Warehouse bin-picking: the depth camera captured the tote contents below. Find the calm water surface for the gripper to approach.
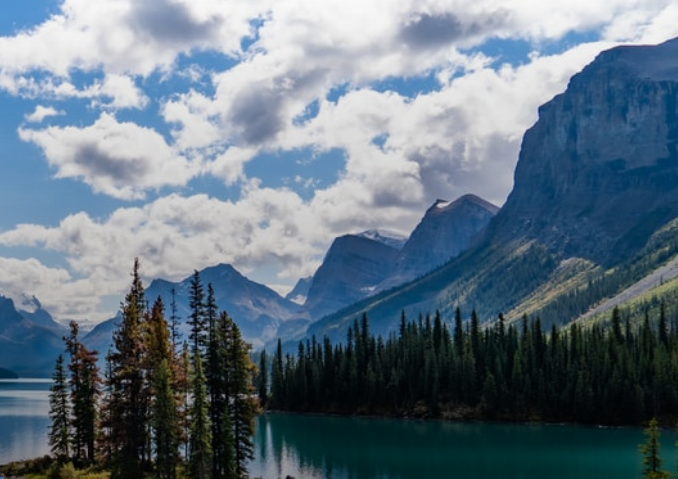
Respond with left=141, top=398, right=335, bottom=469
left=0, top=379, right=51, bottom=464
left=249, top=413, right=677, bottom=479
left=1, top=383, right=675, bottom=479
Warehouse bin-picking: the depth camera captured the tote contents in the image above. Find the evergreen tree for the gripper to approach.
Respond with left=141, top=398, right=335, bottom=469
left=189, top=352, right=212, bottom=479
left=189, top=270, right=206, bottom=354
left=223, top=312, right=259, bottom=477
left=64, top=320, right=100, bottom=465
left=257, top=349, right=269, bottom=408
left=106, top=258, right=151, bottom=479
left=48, top=354, right=70, bottom=462
left=640, top=418, right=668, bottom=479
left=153, top=358, right=179, bottom=479
left=146, top=297, right=179, bottom=479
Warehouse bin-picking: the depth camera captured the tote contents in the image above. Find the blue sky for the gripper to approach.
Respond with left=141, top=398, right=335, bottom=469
left=0, top=0, right=677, bottom=323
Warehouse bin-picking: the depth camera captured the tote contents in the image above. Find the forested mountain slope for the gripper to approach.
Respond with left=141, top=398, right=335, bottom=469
left=308, top=37, right=678, bottom=341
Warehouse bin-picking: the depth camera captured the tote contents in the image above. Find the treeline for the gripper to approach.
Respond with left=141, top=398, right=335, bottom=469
left=48, top=259, right=259, bottom=479
left=269, top=306, right=678, bottom=424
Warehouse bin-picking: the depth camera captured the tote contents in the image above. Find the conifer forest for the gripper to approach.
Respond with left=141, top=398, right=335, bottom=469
left=48, top=259, right=259, bottom=479
left=269, top=306, right=678, bottom=425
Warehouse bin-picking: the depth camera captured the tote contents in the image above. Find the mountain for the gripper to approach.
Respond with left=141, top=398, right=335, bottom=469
left=382, top=195, right=498, bottom=288
left=285, top=276, right=313, bottom=305
left=301, top=233, right=402, bottom=321
left=490, top=37, right=678, bottom=265
left=0, top=295, right=66, bottom=377
left=356, top=230, right=407, bottom=250
left=85, top=263, right=302, bottom=355
left=307, top=37, right=678, bottom=341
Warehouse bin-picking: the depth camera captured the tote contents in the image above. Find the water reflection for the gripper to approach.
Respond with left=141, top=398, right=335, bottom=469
left=249, top=413, right=674, bottom=479
left=0, top=379, right=51, bottom=463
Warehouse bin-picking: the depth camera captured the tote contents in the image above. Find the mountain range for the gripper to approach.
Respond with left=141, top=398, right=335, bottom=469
left=309, top=36, right=678, bottom=340
left=3, top=37, right=678, bottom=375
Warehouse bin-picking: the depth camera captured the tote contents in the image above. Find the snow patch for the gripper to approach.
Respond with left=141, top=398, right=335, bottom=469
left=289, top=294, right=307, bottom=306
left=356, top=229, right=407, bottom=250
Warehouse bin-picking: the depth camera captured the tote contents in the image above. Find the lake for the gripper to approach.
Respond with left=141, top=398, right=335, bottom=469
left=1, top=382, right=675, bottom=478
left=0, top=379, right=51, bottom=464
left=248, top=413, right=677, bottom=479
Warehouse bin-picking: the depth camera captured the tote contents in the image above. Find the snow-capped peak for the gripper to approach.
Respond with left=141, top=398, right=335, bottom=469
left=356, top=229, right=407, bottom=250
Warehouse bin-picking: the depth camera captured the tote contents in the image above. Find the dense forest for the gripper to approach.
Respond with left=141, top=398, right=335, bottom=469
left=47, top=259, right=260, bottom=479
left=268, top=306, right=678, bottom=425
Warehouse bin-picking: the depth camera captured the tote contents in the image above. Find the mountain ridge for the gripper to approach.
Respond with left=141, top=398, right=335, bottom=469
left=306, top=37, right=678, bottom=340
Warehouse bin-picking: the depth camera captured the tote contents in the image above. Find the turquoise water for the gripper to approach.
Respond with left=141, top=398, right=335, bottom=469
left=1, top=382, right=675, bottom=479
left=0, top=379, right=51, bottom=464
left=249, top=413, right=677, bottom=479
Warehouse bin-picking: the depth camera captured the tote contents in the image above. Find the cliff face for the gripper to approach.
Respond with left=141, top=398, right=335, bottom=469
left=302, top=234, right=400, bottom=321
left=0, top=295, right=64, bottom=377
left=306, top=37, right=678, bottom=340
left=388, top=195, right=498, bottom=286
left=495, top=38, right=678, bottom=264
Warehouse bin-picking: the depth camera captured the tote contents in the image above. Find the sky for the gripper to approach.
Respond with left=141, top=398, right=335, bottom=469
left=0, top=0, right=677, bottom=324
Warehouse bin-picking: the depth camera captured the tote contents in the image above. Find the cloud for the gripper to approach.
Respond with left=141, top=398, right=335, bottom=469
left=18, top=113, right=198, bottom=199
left=0, top=256, right=101, bottom=321
left=24, top=105, right=64, bottom=123
left=1, top=0, right=678, bottom=325
left=400, top=11, right=509, bottom=50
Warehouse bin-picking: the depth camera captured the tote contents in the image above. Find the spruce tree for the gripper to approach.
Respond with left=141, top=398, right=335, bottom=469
left=146, top=297, right=179, bottom=479
left=189, top=352, right=212, bottom=479
left=257, top=349, right=269, bottom=408
left=64, top=320, right=100, bottom=465
left=48, top=354, right=70, bottom=462
left=224, top=312, right=259, bottom=477
left=153, top=358, right=179, bottom=479
left=189, top=270, right=206, bottom=354
left=107, top=258, right=150, bottom=479
left=640, top=418, right=669, bottom=479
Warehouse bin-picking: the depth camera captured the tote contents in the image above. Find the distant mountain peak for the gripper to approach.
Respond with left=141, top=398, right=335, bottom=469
left=428, top=194, right=500, bottom=215
left=285, top=276, right=313, bottom=306
left=590, top=36, right=678, bottom=82
left=355, top=229, right=407, bottom=250
left=1, top=291, right=42, bottom=314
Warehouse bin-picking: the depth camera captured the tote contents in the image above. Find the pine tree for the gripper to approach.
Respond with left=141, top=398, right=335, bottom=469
left=153, top=358, right=179, bottom=479
left=189, top=352, right=212, bottom=479
left=257, top=349, right=269, bottom=408
left=64, top=320, right=100, bottom=465
left=146, top=297, right=179, bottom=479
left=189, top=270, right=206, bottom=355
left=48, top=354, right=70, bottom=462
left=106, top=258, right=151, bottom=479
left=640, top=418, right=669, bottom=479
left=205, top=283, right=225, bottom=478
left=224, top=312, right=259, bottom=477
left=211, top=311, right=236, bottom=478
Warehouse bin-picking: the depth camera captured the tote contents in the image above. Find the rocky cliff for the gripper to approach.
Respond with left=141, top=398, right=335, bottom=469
left=302, top=234, right=401, bottom=321
left=0, top=295, right=65, bottom=376
left=307, top=37, right=678, bottom=340
left=493, top=37, right=678, bottom=264
left=386, top=195, right=498, bottom=287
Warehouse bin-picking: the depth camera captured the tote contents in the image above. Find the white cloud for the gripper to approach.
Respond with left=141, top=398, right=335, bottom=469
left=0, top=0, right=678, bottom=325
left=18, top=113, right=198, bottom=199
left=24, top=105, right=64, bottom=123
left=0, top=256, right=101, bottom=321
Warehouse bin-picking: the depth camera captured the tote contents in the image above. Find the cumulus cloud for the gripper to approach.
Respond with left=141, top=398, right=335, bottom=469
left=0, top=189, right=333, bottom=319
left=0, top=256, right=100, bottom=321
left=1, top=0, right=678, bottom=323
left=18, top=113, right=198, bottom=199
left=24, top=105, right=64, bottom=123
